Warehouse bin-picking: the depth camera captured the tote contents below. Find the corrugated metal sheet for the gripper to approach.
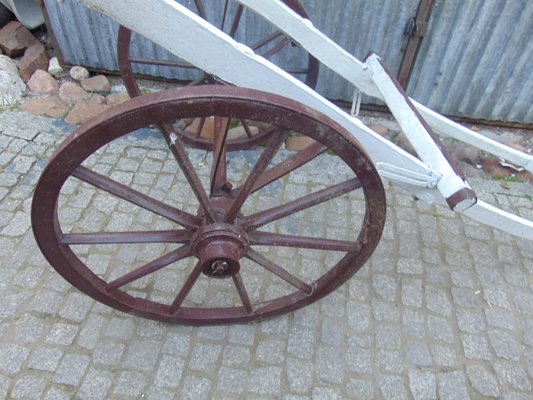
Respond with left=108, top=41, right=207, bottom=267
left=43, top=0, right=533, bottom=123
left=408, top=0, right=533, bottom=123
left=43, top=0, right=418, bottom=100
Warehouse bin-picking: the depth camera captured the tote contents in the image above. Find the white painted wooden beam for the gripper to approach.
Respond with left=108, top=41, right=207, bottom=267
left=239, top=0, right=533, bottom=173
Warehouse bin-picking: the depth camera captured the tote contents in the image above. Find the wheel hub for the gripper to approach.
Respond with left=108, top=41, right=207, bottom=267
left=191, top=223, right=248, bottom=279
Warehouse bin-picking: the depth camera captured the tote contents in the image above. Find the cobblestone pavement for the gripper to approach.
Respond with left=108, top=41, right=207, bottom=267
left=0, top=109, right=532, bottom=399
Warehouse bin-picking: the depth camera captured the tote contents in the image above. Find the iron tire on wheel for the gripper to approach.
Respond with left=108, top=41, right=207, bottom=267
left=117, top=0, right=319, bottom=151
left=32, top=86, right=385, bottom=324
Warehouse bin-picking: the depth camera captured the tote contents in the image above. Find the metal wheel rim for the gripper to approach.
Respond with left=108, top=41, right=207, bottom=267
left=32, top=86, right=385, bottom=324
left=117, top=0, right=319, bottom=151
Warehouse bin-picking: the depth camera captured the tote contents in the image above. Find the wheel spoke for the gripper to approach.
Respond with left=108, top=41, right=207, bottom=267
left=225, top=129, right=285, bottom=223
left=194, top=0, right=207, bottom=19
left=240, top=119, right=254, bottom=138
left=194, top=117, right=207, bottom=138
left=243, top=178, right=362, bottom=231
left=61, top=230, right=190, bottom=245
left=232, top=272, right=253, bottom=313
left=210, top=117, right=230, bottom=196
left=246, top=248, right=312, bottom=294
left=251, top=141, right=326, bottom=194
left=169, top=260, right=205, bottom=314
left=220, top=0, right=230, bottom=30
left=228, top=4, right=244, bottom=37
left=106, top=246, right=191, bottom=291
left=129, top=57, right=194, bottom=69
left=285, top=67, right=309, bottom=75
left=158, top=121, right=216, bottom=223
left=251, top=30, right=285, bottom=51
left=260, top=37, right=292, bottom=60
left=72, top=166, right=200, bottom=229
left=249, top=231, right=361, bottom=252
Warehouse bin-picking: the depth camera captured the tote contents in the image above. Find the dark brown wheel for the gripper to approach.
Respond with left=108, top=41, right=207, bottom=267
left=117, top=0, right=319, bottom=151
left=32, top=86, right=385, bottom=324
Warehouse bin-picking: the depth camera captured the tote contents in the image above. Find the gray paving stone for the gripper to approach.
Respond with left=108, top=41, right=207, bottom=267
left=456, top=309, right=486, bottom=333
left=378, top=374, right=408, bottom=400
left=408, top=369, right=437, bottom=400
left=376, top=349, right=403, bottom=372
left=11, top=374, right=47, bottom=400
left=493, top=360, right=531, bottom=391
left=0, top=375, right=9, bottom=399
left=372, top=300, right=400, bottom=321
left=524, top=319, right=533, bottom=347
left=428, top=315, right=455, bottom=343
left=1, top=211, right=30, bottom=236
left=113, top=370, right=147, bottom=397
left=58, top=292, right=92, bottom=322
left=222, top=344, right=250, bottom=368
left=347, top=378, right=374, bottom=399
left=104, top=317, right=135, bottom=340
left=45, top=323, right=78, bottom=346
left=406, top=340, right=433, bottom=366
left=488, top=330, right=520, bottom=360
left=28, top=347, right=63, bottom=372
left=375, top=324, right=402, bottom=350
left=316, top=346, right=344, bottom=384
left=461, top=334, right=492, bottom=360
left=312, top=387, right=342, bottom=400
left=256, top=338, right=285, bottom=364
left=155, top=354, right=185, bottom=388
left=466, top=364, right=500, bottom=398
left=182, top=376, right=211, bottom=400
left=93, top=341, right=125, bottom=366
left=53, top=353, right=90, bottom=386
left=247, top=366, right=282, bottom=395
left=513, top=291, right=533, bottom=316
left=190, top=342, right=223, bottom=372
left=372, top=273, right=397, bottom=301
left=426, top=286, right=452, bottom=316
left=347, top=301, right=370, bottom=331
left=438, top=371, right=470, bottom=400
left=403, top=309, right=425, bottom=338
left=163, top=329, right=191, bottom=356
left=401, top=278, right=422, bottom=308
left=485, top=308, right=517, bottom=330
left=320, top=320, right=344, bottom=346
left=287, top=357, right=313, bottom=393
left=345, top=337, right=372, bottom=371
left=397, top=258, right=423, bottom=274
left=123, top=339, right=160, bottom=372
left=77, top=368, right=113, bottom=400
left=288, top=327, right=316, bottom=359
left=0, top=343, right=29, bottom=375
left=217, top=367, right=248, bottom=394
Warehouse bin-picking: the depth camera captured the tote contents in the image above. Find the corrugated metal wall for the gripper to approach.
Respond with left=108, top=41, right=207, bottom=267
left=44, top=0, right=533, bottom=124
left=408, top=0, right=533, bottom=123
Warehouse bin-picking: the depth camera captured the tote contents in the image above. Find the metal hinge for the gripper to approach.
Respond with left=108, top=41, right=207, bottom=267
left=405, top=17, right=428, bottom=38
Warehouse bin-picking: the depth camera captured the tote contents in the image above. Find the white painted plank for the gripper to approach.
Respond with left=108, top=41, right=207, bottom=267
left=240, top=0, right=533, bottom=172
left=76, top=0, right=435, bottom=184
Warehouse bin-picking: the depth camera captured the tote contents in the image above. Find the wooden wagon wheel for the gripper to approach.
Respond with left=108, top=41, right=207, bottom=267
left=117, top=0, right=319, bottom=150
left=32, top=86, right=385, bottom=324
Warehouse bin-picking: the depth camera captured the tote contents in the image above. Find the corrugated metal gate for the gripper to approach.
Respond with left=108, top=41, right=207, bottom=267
left=43, top=0, right=533, bottom=124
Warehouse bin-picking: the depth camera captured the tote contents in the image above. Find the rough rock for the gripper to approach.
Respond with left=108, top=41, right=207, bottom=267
left=227, top=124, right=259, bottom=141
left=65, top=95, right=108, bottom=125
left=0, top=21, right=40, bottom=57
left=27, top=70, right=58, bottom=94
left=286, top=135, right=316, bottom=151
left=369, top=124, right=390, bottom=139
left=185, top=116, right=215, bottom=140
left=48, top=57, right=63, bottom=76
left=449, top=142, right=480, bottom=165
left=18, top=43, right=49, bottom=81
left=0, top=55, right=27, bottom=104
left=395, top=132, right=417, bottom=156
left=21, top=97, right=69, bottom=119
left=106, top=91, right=130, bottom=107
left=59, top=82, right=90, bottom=107
left=69, top=65, right=89, bottom=81
left=81, top=75, right=111, bottom=93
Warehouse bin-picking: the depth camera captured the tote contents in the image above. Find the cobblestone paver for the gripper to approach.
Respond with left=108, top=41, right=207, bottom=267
left=0, top=109, right=532, bottom=399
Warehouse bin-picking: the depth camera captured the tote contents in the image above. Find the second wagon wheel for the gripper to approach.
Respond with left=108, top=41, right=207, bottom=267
left=32, top=86, right=385, bottom=324
left=117, top=0, right=319, bottom=150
